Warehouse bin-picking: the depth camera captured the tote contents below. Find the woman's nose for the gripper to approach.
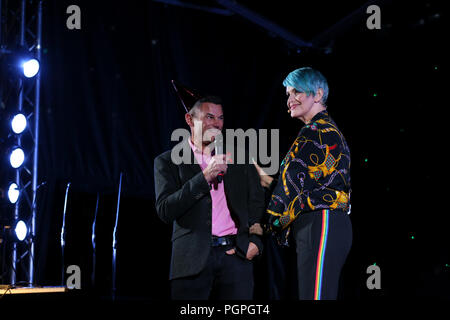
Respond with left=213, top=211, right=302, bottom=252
left=287, top=97, right=294, bottom=107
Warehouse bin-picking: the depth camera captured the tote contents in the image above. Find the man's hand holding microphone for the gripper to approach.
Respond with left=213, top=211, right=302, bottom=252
left=202, top=133, right=232, bottom=185
left=202, top=154, right=229, bottom=184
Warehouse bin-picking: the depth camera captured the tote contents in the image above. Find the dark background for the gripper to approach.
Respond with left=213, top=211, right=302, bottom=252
left=1, top=0, right=448, bottom=300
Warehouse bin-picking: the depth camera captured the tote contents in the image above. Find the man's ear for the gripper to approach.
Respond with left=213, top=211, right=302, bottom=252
left=185, top=113, right=193, bottom=127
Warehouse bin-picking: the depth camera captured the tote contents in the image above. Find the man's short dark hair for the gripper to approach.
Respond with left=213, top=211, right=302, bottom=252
left=189, top=96, right=223, bottom=118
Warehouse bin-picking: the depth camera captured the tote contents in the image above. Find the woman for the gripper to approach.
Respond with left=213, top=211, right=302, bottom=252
left=253, top=67, right=352, bottom=300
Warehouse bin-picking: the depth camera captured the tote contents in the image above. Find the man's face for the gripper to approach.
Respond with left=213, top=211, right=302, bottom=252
left=286, top=85, right=316, bottom=120
left=190, top=102, right=224, bottom=144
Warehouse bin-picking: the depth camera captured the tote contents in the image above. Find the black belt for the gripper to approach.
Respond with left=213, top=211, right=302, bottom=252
left=211, top=234, right=236, bottom=247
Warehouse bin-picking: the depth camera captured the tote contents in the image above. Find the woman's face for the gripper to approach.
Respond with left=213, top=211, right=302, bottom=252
left=286, top=85, right=315, bottom=121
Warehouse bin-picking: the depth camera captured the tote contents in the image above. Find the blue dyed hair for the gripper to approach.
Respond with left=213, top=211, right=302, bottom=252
left=282, top=67, right=329, bottom=104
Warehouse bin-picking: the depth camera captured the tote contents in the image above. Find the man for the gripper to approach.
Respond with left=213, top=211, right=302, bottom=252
left=154, top=92, right=265, bottom=300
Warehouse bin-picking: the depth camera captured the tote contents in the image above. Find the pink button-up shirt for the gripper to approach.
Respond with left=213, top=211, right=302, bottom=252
left=188, top=139, right=237, bottom=237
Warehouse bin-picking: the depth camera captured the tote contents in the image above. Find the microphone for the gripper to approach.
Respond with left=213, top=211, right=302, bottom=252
left=213, top=133, right=224, bottom=183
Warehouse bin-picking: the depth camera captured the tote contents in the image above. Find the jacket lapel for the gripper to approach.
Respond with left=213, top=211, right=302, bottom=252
left=176, top=140, right=203, bottom=182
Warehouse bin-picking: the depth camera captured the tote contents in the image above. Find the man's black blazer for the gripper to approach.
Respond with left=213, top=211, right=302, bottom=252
left=154, top=140, right=265, bottom=280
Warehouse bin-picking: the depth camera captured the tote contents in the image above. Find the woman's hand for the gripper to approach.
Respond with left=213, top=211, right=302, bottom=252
left=252, top=159, right=274, bottom=188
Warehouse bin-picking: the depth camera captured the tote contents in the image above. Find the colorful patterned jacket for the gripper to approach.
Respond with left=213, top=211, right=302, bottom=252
left=267, top=110, right=351, bottom=244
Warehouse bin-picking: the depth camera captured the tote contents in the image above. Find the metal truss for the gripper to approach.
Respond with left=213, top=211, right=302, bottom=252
left=0, top=0, right=42, bottom=286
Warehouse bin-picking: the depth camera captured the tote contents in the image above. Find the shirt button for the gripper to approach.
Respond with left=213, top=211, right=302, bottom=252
left=206, top=220, right=211, bottom=226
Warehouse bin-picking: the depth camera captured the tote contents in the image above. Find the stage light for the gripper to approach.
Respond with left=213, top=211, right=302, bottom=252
left=0, top=47, right=41, bottom=78
left=9, top=147, right=25, bottom=168
left=7, top=183, right=20, bottom=204
left=11, top=113, right=27, bottom=134
left=22, top=58, right=40, bottom=78
left=14, top=220, right=28, bottom=241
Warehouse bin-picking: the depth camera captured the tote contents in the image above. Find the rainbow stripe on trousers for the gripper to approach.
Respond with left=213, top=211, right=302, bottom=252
left=314, top=209, right=329, bottom=300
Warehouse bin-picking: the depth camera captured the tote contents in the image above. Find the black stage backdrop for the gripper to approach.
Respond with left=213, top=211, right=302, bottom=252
left=6, top=0, right=446, bottom=299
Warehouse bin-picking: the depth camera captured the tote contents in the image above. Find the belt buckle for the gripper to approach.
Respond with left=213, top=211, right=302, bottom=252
left=212, top=235, right=234, bottom=247
left=220, top=237, right=227, bottom=246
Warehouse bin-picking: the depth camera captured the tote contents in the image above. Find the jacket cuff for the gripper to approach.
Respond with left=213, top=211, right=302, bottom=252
left=191, top=171, right=211, bottom=199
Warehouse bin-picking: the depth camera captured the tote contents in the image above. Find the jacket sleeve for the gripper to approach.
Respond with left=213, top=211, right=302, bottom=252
left=154, top=154, right=211, bottom=224
left=246, top=162, right=266, bottom=254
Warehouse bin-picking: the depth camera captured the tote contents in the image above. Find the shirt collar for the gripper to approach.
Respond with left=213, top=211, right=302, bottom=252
left=188, top=137, right=213, bottom=156
left=188, top=137, right=202, bottom=154
left=309, top=110, right=328, bottom=123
